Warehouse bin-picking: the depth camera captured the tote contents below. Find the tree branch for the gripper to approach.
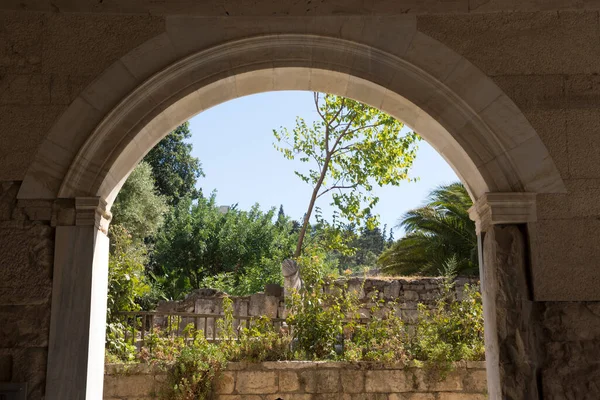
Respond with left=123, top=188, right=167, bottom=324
left=317, top=183, right=359, bottom=198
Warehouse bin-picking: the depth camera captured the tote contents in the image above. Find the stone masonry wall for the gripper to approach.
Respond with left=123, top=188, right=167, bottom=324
left=0, top=182, right=54, bottom=400
left=156, top=277, right=480, bottom=324
left=540, top=301, right=600, bottom=399
left=104, top=361, right=488, bottom=400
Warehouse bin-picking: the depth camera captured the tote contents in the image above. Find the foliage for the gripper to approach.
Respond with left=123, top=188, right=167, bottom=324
left=378, top=182, right=478, bottom=276
left=286, top=252, right=358, bottom=359
left=110, top=161, right=168, bottom=241
left=344, top=293, right=409, bottom=364
left=200, top=258, right=284, bottom=297
left=152, top=194, right=297, bottom=299
left=107, top=225, right=150, bottom=316
left=107, top=162, right=168, bottom=360
left=105, top=320, right=137, bottom=363
left=332, top=219, right=390, bottom=274
left=144, top=122, right=204, bottom=205
left=165, top=336, right=227, bottom=400
left=273, top=93, right=420, bottom=257
left=408, top=271, right=485, bottom=373
left=106, top=225, right=152, bottom=362
left=107, top=273, right=484, bottom=396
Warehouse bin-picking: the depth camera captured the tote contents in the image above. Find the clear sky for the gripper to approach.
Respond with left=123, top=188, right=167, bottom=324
left=187, top=91, right=458, bottom=235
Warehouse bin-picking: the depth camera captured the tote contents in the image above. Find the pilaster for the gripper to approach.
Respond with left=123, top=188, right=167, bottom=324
left=45, top=196, right=110, bottom=400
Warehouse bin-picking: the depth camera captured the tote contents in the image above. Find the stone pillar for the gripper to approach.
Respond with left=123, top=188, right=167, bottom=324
left=45, top=198, right=111, bottom=400
left=470, top=193, right=541, bottom=400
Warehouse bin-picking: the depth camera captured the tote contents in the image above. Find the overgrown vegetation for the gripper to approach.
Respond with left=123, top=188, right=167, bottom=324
left=105, top=97, right=483, bottom=398
left=107, top=259, right=484, bottom=399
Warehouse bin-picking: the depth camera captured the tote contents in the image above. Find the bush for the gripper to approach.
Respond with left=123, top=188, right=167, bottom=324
left=286, top=253, right=357, bottom=359
left=165, top=335, right=227, bottom=400
left=408, top=282, right=485, bottom=373
left=344, top=292, right=409, bottom=364
left=110, top=272, right=484, bottom=397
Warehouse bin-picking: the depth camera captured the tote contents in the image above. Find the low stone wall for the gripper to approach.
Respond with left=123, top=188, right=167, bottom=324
left=103, top=361, right=487, bottom=399
left=156, top=277, right=480, bottom=324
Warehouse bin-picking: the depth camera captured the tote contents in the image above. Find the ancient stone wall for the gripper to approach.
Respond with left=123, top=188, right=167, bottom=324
left=156, top=276, right=480, bottom=323
left=103, top=361, right=487, bottom=400
left=540, top=301, right=600, bottom=399
left=0, top=182, right=54, bottom=400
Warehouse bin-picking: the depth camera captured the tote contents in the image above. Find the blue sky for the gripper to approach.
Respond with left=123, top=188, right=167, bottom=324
left=187, top=91, right=458, bottom=235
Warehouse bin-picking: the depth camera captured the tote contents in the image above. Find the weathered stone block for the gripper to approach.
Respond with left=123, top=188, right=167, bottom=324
left=215, top=371, right=235, bottom=394
left=104, top=374, right=157, bottom=398
left=235, top=371, right=277, bottom=394
left=384, top=280, right=401, bottom=298
left=315, top=369, right=340, bottom=393
left=365, top=370, right=412, bottom=393
left=404, top=291, right=419, bottom=301
left=389, top=394, right=435, bottom=400
left=272, top=394, right=312, bottom=400
left=279, top=370, right=300, bottom=392
left=0, top=305, right=50, bottom=347
left=463, top=368, right=487, bottom=392
left=437, top=393, right=486, bottom=400
left=0, top=223, right=53, bottom=305
left=428, top=369, right=464, bottom=392
left=249, top=293, right=279, bottom=318
left=341, top=369, right=365, bottom=393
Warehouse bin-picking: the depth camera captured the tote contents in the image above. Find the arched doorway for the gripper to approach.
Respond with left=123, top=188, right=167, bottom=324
left=20, top=32, right=565, bottom=400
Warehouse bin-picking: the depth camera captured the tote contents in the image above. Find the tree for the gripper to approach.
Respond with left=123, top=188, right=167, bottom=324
left=108, top=161, right=168, bottom=313
left=273, top=93, right=420, bottom=258
left=378, top=182, right=478, bottom=276
left=110, top=161, right=168, bottom=240
left=143, top=122, right=204, bottom=205
left=152, top=194, right=296, bottom=299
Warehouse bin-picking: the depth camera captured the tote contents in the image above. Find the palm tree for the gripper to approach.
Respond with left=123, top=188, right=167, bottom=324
left=378, top=182, right=478, bottom=276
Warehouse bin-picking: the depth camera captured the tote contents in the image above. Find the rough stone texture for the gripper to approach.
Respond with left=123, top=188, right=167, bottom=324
left=481, top=225, right=542, bottom=399
left=540, top=302, right=600, bottom=400
left=103, top=361, right=487, bottom=399
left=0, top=10, right=164, bottom=180
left=417, top=11, right=600, bottom=76
left=157, top=276, right=479, bottom=323
left=1, top=1, right=599, bottom=15
left=3, top=5, right=600, bottom=400
left=0, top=182, right=54, bottom=400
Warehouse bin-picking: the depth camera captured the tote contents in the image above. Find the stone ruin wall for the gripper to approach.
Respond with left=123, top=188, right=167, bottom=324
left=0, top=182, right=54, bottom=400
left=156, top=276, right=480, bottom=326
left=104, top=361, right=488, bottom=400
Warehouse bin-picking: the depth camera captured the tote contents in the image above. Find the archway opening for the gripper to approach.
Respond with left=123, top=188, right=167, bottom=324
left=28, top=34, right=563, bottom=400
left=104, top=88, right=485, bottom=399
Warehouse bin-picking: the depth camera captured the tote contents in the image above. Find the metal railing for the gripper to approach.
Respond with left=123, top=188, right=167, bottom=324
left=115, top=311, right=286, bottom=350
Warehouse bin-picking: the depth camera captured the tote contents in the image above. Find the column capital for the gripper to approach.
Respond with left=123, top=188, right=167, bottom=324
left=75, top=197, right=112, bottom=234
left=468, top=192, right=537, bottom=234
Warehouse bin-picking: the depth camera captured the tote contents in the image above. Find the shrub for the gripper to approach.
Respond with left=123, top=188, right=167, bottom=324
left=165, top=334, right=227, bottom=400
left=344, top=292, right=409, bottom=364
left=285, top=253, right=358, bottom=359
left=408, top=282, right=485, bottom=373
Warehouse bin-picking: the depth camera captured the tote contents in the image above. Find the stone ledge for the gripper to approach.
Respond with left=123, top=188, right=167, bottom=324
left=104, top=361, right=488, bottom=398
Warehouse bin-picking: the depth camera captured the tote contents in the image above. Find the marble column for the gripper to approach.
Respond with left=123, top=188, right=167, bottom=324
left=470, top=193, right=541, bottom=400
left=45, top=198, right=111, bottom=400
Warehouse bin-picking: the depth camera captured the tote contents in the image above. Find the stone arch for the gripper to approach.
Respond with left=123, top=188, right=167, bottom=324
left=18, top=33, right=565, bottom=207
left=21, top=27, right=568, bottom=400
